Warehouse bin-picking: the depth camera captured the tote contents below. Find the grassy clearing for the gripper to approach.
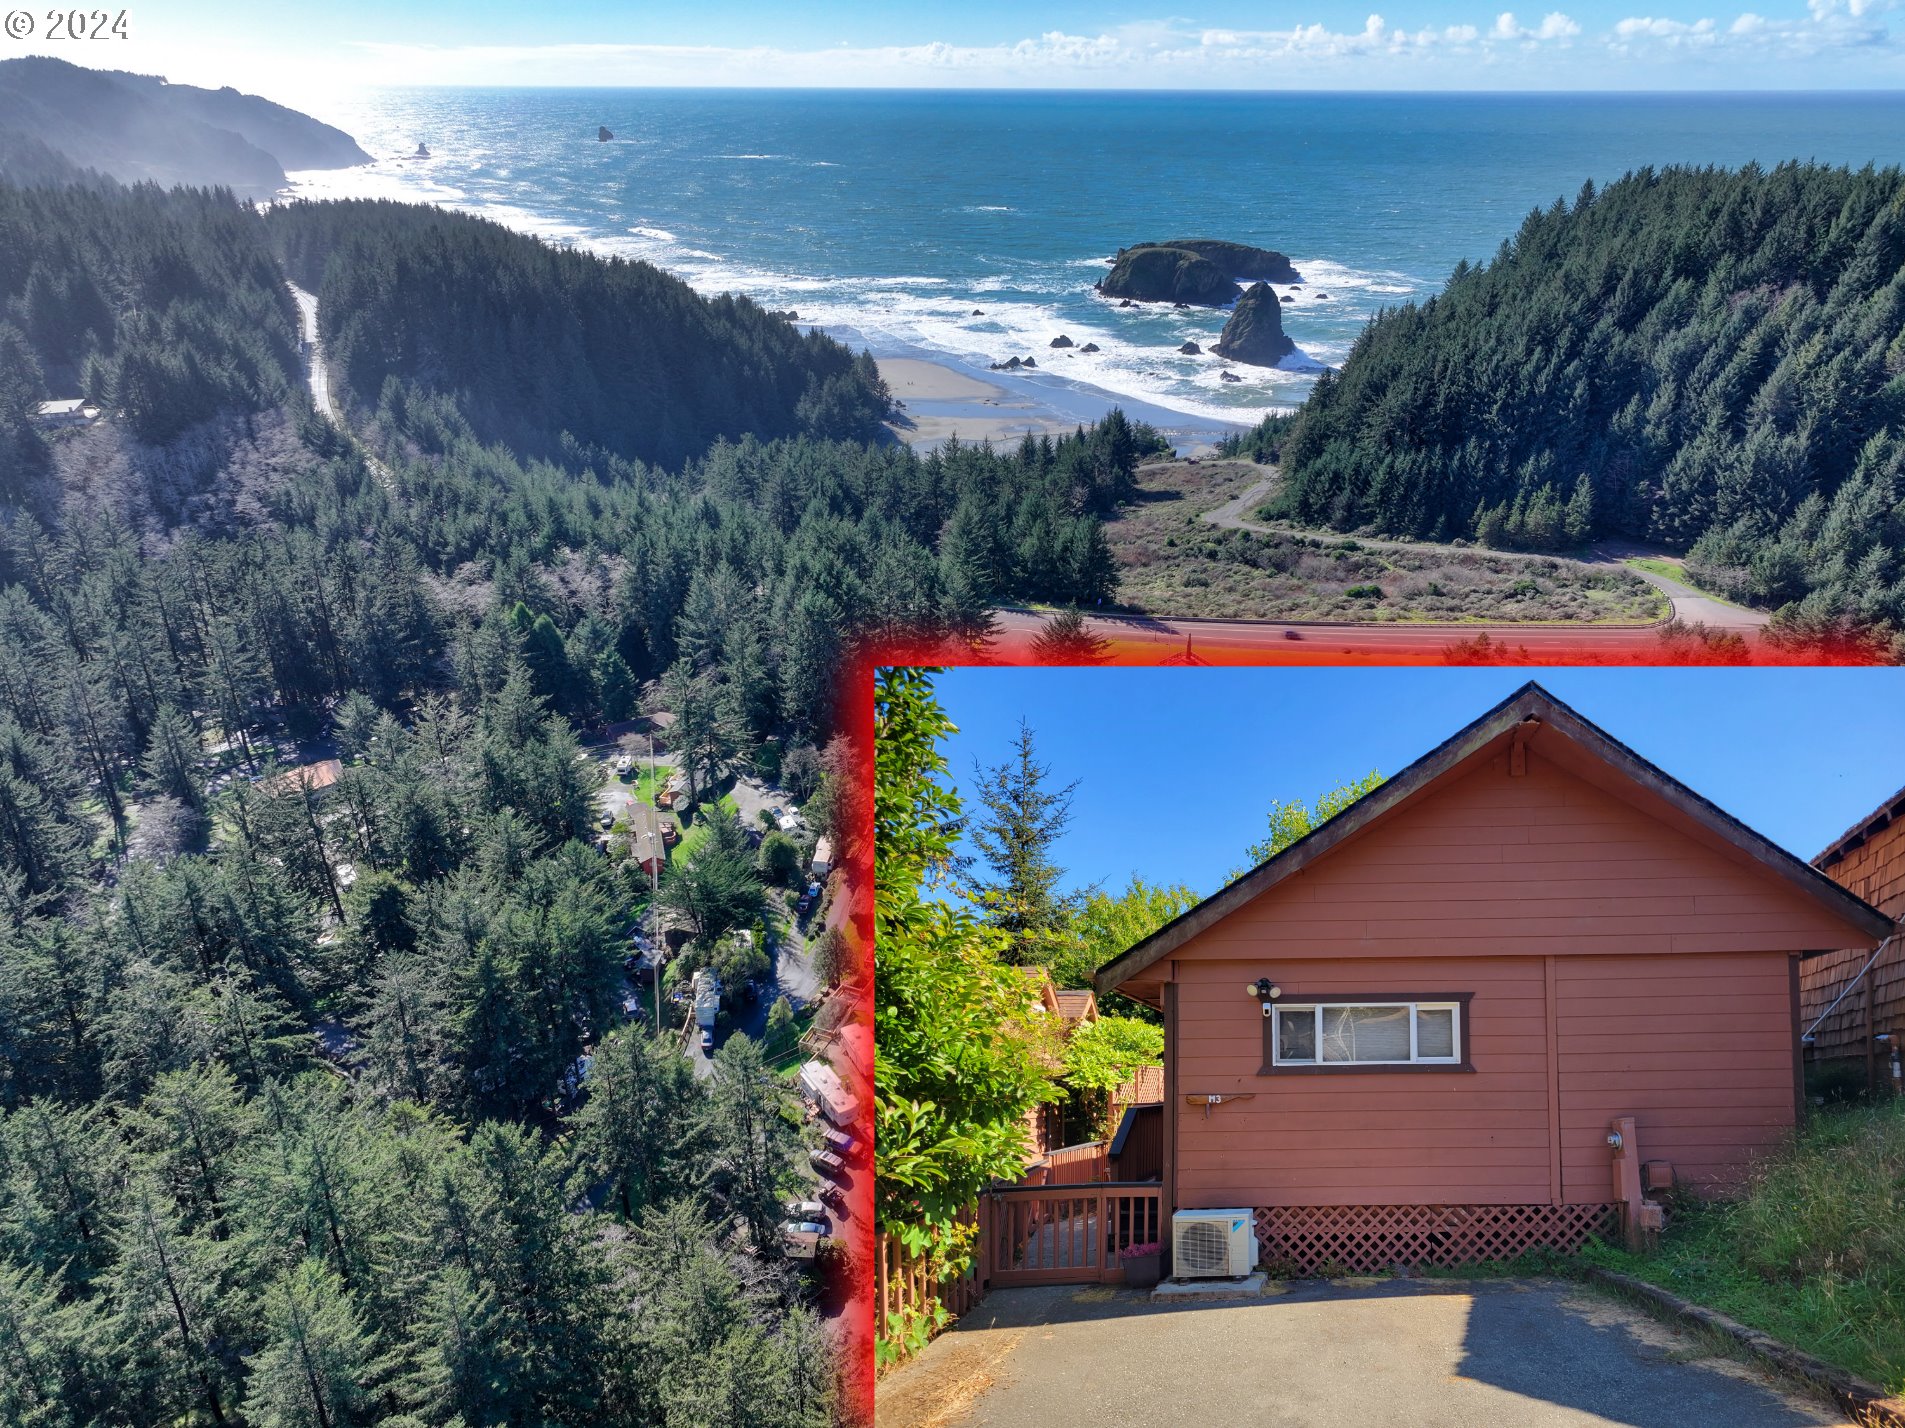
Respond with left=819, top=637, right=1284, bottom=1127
left=673, top=792, right=740, bottom=863
left=1581, top=1101, right=1905, bottom=1395
left=1108, top=461, right=1665, bottom=625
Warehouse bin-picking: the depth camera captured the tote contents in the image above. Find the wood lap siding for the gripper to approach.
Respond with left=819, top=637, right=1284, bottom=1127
left=1169, top=751, right=1838, bottom=1212
left=1555, top=953, right=1796, bottom=1200
left=1176, top=956, right=1551, bottom=1207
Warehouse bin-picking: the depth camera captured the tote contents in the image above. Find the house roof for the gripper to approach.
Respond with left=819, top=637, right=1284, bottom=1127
left=257, top=758, right=342, bottom=796
left=1814, top=782, right=1905, bottom=874
left=36, top=398, right=87, bottom=415
left=1016, top=964, right=1061, bottom=1014
left=1053, top=989, right=1098, bottom=1024
left=1096, top=681, right=1894, bottom=999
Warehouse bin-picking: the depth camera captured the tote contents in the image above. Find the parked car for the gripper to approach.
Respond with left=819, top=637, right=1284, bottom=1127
left=598, top=811, right=614, bottom=829
left=819, top=1183, right=846, bottom=1212
left=786, top=1198, right=827, bottom=1220
left=782, top=1219, right=828, bottom=1238
left=699, top=1027, right=714, bottom=1052
left=809, top=1146, right=845, bottom=1174
left=615, top=755, right=633, bottom=778
left=822, top=1126, right=859, bottom=1157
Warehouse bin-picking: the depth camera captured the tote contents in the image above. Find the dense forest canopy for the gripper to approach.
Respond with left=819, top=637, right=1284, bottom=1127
left=1247, top=162, right=1905, bottom=632
left=269, top=199, right=897, bottom=470
left=0, top=165, right=1165, bottom=1422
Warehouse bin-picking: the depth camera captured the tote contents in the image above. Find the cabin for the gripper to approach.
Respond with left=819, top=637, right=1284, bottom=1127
left=256, top=758, right=342, bottom=799
left=1096, top=683, right=1892, bottom=1275
left=624, top=802, right=670, bottom=877
left=1800, top=783, right=1905, bottom=1097
left=33, top=398, right=100, bottom=428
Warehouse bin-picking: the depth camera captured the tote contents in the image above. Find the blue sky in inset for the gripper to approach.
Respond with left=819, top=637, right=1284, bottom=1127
left=931, top=667, right=1905, bottom=898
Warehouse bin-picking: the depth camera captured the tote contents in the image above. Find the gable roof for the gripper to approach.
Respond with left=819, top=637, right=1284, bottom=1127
left=1053, top=989, right=1098, bottom=1024
left=1096, top=681, right=1893, bottom=998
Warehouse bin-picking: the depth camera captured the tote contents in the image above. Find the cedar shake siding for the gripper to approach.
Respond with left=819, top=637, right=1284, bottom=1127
left=1801, top=788, right=1905, bottom=1081
left=1099, top=684, right=1890, bottom=1265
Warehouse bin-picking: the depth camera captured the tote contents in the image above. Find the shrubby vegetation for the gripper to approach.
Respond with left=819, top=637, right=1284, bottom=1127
left=1230, top=163, right=1905, bottom=633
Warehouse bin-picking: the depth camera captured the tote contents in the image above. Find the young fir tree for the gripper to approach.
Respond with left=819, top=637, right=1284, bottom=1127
left=968, top=719, right=1081, bottom=965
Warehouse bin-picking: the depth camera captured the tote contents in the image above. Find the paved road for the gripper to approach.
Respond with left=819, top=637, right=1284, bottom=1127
left=875, top=1280, right=1850, bottom=1428
left=1198, top=465, right=1768, bottom=633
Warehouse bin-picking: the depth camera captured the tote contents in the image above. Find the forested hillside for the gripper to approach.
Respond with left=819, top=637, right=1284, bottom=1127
left=0, top=182, right=299, bottom=463
left=0, top=56, right=369, bottom=195
left=1254, top=163, right=1905, bottom=632
left=269, top=199, right=895, bottom=469
left=0, top=168, right=1157, bottom=1422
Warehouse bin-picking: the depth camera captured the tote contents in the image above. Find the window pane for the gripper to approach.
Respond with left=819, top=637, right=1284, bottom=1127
left=1277, top=1008, right=1316, bottom=1061
left=1417, top=1007, right=1456, bottom=1059
left=1322, top=1005, right=1411, bottom=1062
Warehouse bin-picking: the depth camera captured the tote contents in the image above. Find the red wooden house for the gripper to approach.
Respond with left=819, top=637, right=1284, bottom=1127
left=1095, top=683, right=1891, bottom=1276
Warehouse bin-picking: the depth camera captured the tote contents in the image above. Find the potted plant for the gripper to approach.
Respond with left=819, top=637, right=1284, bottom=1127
left=1119, top=1241, right=1162, bottom=1288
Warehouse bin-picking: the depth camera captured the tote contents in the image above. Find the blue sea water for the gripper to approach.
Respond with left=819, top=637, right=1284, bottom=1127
left=293, top=89, right=1905, bottom=427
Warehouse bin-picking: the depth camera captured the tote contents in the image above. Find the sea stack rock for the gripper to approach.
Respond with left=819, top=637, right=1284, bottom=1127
left=1022, top=356, right=1038, bottom=367
left=411, top=143, right=430, bottom=159
left=1178, top=341, right=1202, bottom=356
left=598, top=126, right=614, bottom=141
left=1050, top=334, right=1074, bottom=348
left=1212, top=282, right=1295, bottom=367
left=1154, top=239, right=1300, bottom=283
left=1079, top=342, right=1100, bottom=353
left=971, top=308, right=984, bottom=315
left=1097, top=245, right=1241, bottom=306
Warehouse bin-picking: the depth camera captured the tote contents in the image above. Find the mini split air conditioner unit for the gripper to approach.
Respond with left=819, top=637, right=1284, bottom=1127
left=1171, top=1209, right=1258, bottom=1278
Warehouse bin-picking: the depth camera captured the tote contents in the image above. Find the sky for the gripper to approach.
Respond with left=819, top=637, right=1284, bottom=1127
left=13, top=0, right=1905, bottom=107
left=931, top=667, right=1905, bottom=900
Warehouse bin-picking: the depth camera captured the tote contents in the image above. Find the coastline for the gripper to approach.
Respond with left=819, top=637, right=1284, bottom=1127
left=851, top=336, right=1250, bottom=456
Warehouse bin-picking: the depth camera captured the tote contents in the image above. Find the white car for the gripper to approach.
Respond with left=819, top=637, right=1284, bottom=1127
left=786, top=1198, right=826, bottom=1219
left=782, top=1220, right=828, bottom=1238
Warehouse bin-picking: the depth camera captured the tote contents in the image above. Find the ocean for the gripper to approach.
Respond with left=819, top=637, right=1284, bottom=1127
left=290, top=88, right=1905, bottom=432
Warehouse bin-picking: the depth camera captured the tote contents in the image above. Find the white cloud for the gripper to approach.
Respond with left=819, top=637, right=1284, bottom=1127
left=97, top=5, right=1903, bottom=98
left=1493, top=11, right=1583, bottom=39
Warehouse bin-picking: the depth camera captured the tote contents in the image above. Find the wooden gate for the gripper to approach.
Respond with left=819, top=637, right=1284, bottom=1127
left=982, top=1182, right=1162, bottom=1286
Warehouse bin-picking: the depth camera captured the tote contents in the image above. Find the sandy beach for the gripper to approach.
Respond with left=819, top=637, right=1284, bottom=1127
left=874, top=354, right=1238, bottom=453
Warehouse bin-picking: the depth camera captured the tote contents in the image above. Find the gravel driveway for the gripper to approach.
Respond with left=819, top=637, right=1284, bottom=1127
left=874, top=1279, right=1849, bottom=1428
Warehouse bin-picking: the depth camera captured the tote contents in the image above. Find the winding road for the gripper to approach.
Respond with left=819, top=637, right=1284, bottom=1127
left=290, top=282, right=393, bottom=491
left=1201, top=468, right=1767, bottom=633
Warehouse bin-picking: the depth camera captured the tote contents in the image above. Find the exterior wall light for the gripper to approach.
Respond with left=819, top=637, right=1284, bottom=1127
left=1246, top=977, right=1282, bottom=1000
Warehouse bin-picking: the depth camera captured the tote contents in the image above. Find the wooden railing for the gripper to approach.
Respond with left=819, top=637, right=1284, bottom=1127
left=983, top=1182, right=1163, bottom=1286
left=876, top=1204, right=987, bottom=1346
left=1033, top=1140, right=1110, bottom=1185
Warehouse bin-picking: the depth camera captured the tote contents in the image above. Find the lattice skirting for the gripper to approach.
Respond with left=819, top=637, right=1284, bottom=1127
left=1253, top=1203, right=1618, bottom=1276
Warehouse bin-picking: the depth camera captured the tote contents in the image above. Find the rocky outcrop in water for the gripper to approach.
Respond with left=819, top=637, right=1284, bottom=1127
left=1155, top=239, right=1300, bottom=283
left=599, top=126, right=614, bottom=141
left=1098, top=245, right=1240, bottom=306
left=1212, top=282, right=1295, bottom=367
left=1050, top=334, right=1074, bottom=348
left=1095, top=238, right=1301, bottom=306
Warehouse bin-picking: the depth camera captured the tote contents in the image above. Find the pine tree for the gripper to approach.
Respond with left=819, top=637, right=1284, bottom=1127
left=700, top=1036, right=800, bottom=1256
left=242, top=1260, right=385, bottom=1428
left=570, top=1028, right=702, bottom=1219
left=968, top=720, right=1080, bottom=964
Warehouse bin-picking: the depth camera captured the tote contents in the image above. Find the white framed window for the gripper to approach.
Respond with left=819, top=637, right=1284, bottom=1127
left=1269, top=1000, right=1465, bottom=1067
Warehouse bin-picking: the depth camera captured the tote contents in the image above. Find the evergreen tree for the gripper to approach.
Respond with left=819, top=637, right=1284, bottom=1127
left=968, top=720, right=1081, bottom=965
